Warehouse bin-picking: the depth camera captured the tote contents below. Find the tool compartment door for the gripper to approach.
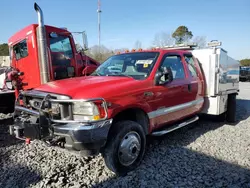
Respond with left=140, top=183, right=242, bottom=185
left=192, top=48, right=239, bottom=97
left=192, top=49, right=217, bottom=96
left=216, top=49, right=239, bottom=94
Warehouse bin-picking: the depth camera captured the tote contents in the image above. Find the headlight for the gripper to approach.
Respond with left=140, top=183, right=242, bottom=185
left=72, top=101, right=106, bottom=121
left=73, top=101, right=98, bottom=115
left=51, top=103, right=60, bottom=115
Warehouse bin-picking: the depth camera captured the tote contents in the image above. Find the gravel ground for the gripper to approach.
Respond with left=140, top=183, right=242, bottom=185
left=1, top=83, right=250, bottom=188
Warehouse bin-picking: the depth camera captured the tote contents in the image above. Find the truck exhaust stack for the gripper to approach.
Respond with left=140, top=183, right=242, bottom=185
left=34, top=2, right=50, bottom=84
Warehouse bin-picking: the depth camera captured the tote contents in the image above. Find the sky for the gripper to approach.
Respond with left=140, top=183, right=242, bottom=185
left=0, top=0, right=249, bottom=60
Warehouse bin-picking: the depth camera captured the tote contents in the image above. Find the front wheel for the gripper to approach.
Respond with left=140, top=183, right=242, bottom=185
left=103, top=120, right=146, bottom=176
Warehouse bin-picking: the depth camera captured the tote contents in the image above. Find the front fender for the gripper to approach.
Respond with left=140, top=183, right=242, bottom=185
left=106, top=94, right=156, bottom=132
left=108, top=94, right=152, bottom=116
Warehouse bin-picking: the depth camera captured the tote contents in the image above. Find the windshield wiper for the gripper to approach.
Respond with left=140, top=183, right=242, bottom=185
left=118, top=73, right=134, bottom=78
left=91, top=72, right=101, bottom=76
left=106, top=73, right=134, bottom=79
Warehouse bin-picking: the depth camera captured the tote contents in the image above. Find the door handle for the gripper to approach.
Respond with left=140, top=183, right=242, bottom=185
left=188, top=84, right=192, bottom=92
left=144, top=91, right=154, bottom=97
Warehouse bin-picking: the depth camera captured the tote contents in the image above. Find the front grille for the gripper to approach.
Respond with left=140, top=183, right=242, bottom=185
left=17, top=90, right=72, bottom=121
left=240, top=70, right=247, bottom=76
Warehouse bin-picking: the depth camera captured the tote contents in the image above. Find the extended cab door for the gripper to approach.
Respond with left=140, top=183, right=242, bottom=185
left=183, top=53, right=205, bottom=110
left=150, top=53, right=199, bottom=129
left=183, top=53, right=204, bottom=113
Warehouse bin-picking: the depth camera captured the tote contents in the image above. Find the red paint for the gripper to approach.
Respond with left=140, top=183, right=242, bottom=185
left=34, top=49, right=205, bottom=133
left=8, top=24, right=99, bottom=91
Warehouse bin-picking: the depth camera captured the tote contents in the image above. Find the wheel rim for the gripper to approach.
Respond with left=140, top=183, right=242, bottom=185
left=118, top=131, right=141, bottom=166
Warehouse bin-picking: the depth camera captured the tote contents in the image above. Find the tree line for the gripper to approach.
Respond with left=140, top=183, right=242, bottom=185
left=0, top=25, right=249, bottom=65
left=240, top=59, right=250, bottom=67
left=86, top=26, right=207, bottom=63
left=0, top=43, right=9, bottom=56
left=85, top=25, right=250, bottom=65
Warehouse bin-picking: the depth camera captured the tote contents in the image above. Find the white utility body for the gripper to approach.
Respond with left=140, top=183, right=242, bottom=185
left=191, top=42, right=239, bottom=115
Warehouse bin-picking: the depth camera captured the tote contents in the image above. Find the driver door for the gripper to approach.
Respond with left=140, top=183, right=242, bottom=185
left=150, top=53, right=191, bottom=129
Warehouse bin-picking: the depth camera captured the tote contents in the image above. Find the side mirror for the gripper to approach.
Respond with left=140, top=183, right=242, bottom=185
left=82, top=32, right=88, bottom=51
left=155, top=67, right=173, bottom=85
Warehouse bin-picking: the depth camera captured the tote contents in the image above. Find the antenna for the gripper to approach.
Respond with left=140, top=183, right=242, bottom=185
left=97, top=0, right=102, bottom=53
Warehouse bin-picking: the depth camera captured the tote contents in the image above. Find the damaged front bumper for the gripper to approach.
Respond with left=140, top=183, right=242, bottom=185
left=9, top=91, right=112, bottom=156
left=9, top=118, right=112, bottom=156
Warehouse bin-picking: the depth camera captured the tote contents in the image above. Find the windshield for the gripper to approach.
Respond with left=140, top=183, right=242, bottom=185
left=240, top=67, right=250, bottom=71
left=92, top=52, right=159, bottom=80
left=49, top=35, right=73, bottom=66
left=49, top=35, right=73, bottom=58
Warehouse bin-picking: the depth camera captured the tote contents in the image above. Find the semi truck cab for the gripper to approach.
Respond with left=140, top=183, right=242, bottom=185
left=0, top=3, right=99, bottom=114
left=8, top=24, right=99, bottom=90
left=4, top=3, right=99, bottom=93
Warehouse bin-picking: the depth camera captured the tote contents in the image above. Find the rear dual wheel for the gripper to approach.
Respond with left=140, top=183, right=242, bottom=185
left=215, top=94, right=236, bottom=123
left=103, top=120, right=146, bottom=176
left=226, top=94, right=236, bottom=123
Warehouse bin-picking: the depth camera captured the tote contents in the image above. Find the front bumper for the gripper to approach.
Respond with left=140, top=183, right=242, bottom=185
left=10, top=118, right=112, bottom=156
left=52, top=120, right=112, bottom=155
left=10, top=91, right=112, bottom=156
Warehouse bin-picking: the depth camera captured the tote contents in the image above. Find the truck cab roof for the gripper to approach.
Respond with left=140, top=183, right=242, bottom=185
left=8, top=24, right=71, bottom=46
left=115, top=49, right=192, bottom=55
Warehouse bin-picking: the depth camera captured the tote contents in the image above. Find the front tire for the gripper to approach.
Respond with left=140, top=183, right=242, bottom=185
left=103, top=120, right=146, bottom=176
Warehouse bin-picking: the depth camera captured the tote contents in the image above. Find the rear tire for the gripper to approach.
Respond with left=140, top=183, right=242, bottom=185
left=226, top=94, right=236, bottom=123
left=103, top=120, right=146, bottom=176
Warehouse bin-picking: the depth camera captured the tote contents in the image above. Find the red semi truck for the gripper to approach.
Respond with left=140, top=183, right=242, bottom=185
left=0, top=3, right=99, bottom=113
left=10, top=41, right=239, bottom=175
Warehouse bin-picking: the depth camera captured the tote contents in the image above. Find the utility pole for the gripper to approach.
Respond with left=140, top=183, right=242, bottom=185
left=97, top=0, right=102, bottom=53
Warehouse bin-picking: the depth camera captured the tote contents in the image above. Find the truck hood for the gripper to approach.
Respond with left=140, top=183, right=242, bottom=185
left=35, top=76, right=150, bottom=99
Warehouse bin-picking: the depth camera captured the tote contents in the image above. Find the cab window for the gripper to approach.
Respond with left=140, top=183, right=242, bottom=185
left=13, top=39, right=28, bottom=60
left=184, top=55, right=197, bottom=77
left=160, top=55, right=185, bottom=81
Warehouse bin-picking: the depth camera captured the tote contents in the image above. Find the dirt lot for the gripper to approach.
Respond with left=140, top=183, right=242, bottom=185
left=0, top=83, right=250, bottom=188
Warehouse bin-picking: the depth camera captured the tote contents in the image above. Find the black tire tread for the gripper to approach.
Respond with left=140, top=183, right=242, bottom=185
left=103, top=120, right=146, bottom=176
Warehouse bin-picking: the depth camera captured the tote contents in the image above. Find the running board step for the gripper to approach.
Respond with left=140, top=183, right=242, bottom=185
left=151, top=116, right=199, bottom=136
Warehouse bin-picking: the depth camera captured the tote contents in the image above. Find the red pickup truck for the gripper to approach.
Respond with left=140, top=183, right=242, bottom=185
left=10, top=44, right=239, bottom=175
